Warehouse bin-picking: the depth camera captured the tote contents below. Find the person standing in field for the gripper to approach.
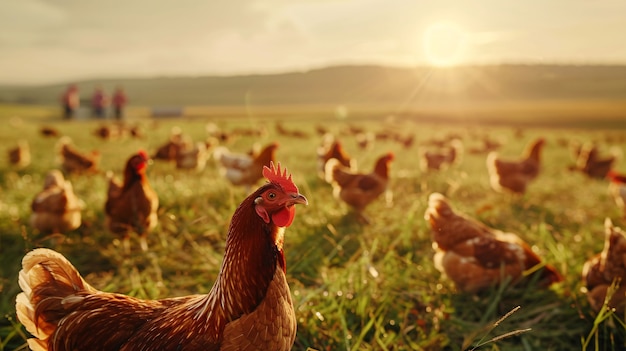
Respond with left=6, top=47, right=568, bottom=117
left=91, top=87, right=108, bottom=118
left=112, top=87, right=127, bottom=120
left=62, top=84, right=80, bottom=119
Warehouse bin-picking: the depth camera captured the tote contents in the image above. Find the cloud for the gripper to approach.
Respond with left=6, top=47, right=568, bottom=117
left=2, top=0, right=626, bottom=84
left=0, top=0, right=67, bottom=47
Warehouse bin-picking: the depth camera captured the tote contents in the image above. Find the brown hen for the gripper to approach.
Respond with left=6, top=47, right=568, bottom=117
left=105, top=150, right=159, bottom=252
left=16, top=162, right=307, bottom=351
left=582, top=218, right=626, bottom=313
left=40, top=126, right=60, bottom=138
left=424, top=192, right=562, bottom=293
left=152, top=127, right=193, bottom=162
left=8, top=140, right=31, bottom=169
left=325, top=152, right=394, bottom=223
left=30, top=170, right=83, bottom=234
left=176, top=141, right=208, bottom=171
left=317, top=136, right=356, bottom=179
left=419, top=139, right=463, bottom=172
left=486, top=137, right=545, bottom=194
left=575, top=142, right=619, bottom=179
left=57, top=137, right=100, bottom=174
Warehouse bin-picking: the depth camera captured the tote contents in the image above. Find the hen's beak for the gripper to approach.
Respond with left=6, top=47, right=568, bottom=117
left=288, top=193, right=308, bottom=206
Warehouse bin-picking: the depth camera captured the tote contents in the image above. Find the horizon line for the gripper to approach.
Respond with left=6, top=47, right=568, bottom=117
left=3, top=60, right=626, bottom=87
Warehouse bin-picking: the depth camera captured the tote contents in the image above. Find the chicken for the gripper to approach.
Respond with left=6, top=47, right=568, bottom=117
left=8, top=140, right=31, bottom=169
left=40, top=126, right=60, bottom=138
left=396, top=133, right=415, bottom=149
left=486, top=138, right=545, bottom=194
left=575, top=142, right=619, bottom=179
left=153, top=127, right=193, bottom=162
left=105, top=150, right=159, bottom=253
left=419, top=139, right=463, bottom=172
left=16, top=162, right=307, bottom=351
left=30, top=170, right=83, bottom=234
left=424, top=192, right=563, bottom=293
left=213, top=142, right=279, bottom=190
left=232, top=126, right=268, bottom=138
left=608, top=170, right=626, bottom=218
left=325, top=152, right=394, bottom=223
left=582, top=218, right=626, bottom=313
left=275, top=121, right=310, bottom=138
left=315, top=124, right=329, bottom=136
left=176, top=142, right=208, bottom=171
left=355, top=132, right=374, bottom=150
left=468, top=137, right=503, bottom=155
left=128, top=124, right=145, bottom=139
left=317, top=136, right=356, bottom=179
left=57, top=137, right=100, bottom=174
left=93, top=124, right=124, bottom=140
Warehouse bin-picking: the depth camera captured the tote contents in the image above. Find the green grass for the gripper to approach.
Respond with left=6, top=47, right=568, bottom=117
left=1, top=104, right=626, bottom=350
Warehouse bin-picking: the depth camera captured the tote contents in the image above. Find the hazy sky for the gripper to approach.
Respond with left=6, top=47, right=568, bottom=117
left=2, top=0, right=626, bottom=85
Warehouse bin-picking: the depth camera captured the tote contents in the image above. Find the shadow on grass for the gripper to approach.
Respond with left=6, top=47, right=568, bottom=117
left=444, top=277, right=587, bottom=351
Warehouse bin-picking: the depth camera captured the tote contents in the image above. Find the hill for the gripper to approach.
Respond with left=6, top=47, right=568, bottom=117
left=2, top=64, right=626, bottom=107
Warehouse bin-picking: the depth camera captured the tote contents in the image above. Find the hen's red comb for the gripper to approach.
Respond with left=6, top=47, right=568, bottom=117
left=138, top=149, right=149, bottom=160
left=263, top=161, right=298, bottom=193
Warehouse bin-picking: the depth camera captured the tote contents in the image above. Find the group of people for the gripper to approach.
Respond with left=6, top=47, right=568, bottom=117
left=62, top=85, right=128, bottom=120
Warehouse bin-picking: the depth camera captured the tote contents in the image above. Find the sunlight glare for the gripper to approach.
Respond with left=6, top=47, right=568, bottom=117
left=423, top=22, right=467, bottom=67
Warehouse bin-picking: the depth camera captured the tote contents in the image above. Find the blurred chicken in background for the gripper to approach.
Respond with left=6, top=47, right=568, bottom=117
left=8, top=140, right=31, bottom=169
left=176, top=141, right=208, bottom=171
left=486, top=138, right=545, bottom=194
left=419, top=139, right=463, bottom=172
left=582, top=218, right=626, bottom=313
left=325, top=152, right=394, bottom=224
left=105, top=150, right=159, bottom=253
left=573, top=142, right=620, bottom=179
left=30, top=170, right=83, bottom=234
left=153, top=126, right=193, bottom=162
left=214, top=142, right=279, bottom=191
left=57, top=137, right=100, bottom=174
left=317, top=135, right=356, bottom=179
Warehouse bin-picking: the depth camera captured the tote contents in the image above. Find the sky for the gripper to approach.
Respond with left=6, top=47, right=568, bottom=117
left=2, top=0, right=626, bottom=85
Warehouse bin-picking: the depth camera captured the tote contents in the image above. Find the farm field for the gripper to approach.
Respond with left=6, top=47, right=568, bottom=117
left=1, top=103, right=626, bottom=350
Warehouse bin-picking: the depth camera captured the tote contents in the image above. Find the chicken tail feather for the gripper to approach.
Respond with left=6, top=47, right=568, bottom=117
left=16, top=248, right=95, bottom=349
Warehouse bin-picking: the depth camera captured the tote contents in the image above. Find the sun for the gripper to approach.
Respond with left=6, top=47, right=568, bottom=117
left=422, top=22, right=467, bottom=67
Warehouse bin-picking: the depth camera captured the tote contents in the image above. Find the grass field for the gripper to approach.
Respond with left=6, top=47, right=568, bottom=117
left=1, top=103, right=626, bottom=350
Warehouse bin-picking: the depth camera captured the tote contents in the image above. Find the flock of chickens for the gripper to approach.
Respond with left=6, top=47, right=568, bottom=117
left=6, top=120, right=626, bottom=350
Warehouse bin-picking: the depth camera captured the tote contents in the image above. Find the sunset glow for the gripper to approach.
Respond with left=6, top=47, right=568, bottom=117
left=2, top=1, right=626, bottom=84
left=423, top=22, right=468, bottom=67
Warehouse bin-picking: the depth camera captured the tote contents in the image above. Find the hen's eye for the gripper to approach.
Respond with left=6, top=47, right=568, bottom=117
left=267, top=192, right=276, bottom=200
